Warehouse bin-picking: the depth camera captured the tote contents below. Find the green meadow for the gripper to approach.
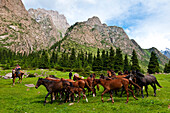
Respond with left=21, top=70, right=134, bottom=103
left=0, top=69, right=170, bottom=113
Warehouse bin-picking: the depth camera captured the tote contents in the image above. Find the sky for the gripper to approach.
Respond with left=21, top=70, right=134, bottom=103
left=21, top=0, right=170, bottom=51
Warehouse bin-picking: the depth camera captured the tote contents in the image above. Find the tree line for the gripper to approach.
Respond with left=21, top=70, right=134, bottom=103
left=0, top=47, right=169, bottom=74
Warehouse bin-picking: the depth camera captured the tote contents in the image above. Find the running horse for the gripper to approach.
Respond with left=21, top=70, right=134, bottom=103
left=12, top=69, right=24, bottom=85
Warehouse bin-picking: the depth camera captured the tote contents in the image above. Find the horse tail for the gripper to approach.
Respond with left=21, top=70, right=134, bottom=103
left=129, top=80, right=141, bottom=90
left=155, top=79, right=162, bottom=88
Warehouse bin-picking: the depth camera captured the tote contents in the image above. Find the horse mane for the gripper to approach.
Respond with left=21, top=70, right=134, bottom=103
left=136, top=71, right=145, bottom=77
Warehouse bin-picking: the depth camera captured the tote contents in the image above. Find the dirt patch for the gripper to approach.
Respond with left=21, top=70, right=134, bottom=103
left=168, top=105, right=170, bottom=109
left=25, top=84, right=35, bottom=87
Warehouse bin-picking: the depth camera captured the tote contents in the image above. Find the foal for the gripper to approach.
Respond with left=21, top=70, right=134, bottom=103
left=65, top=85, right=88, bottom=103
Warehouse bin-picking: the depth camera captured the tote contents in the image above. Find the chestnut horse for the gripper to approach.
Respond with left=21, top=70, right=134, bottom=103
left=12, top=69, right=24, bottom=85
left=93, top=78, right=138, bottom=103
left=73, top=75, right=95, bottom=96
left=65, top=85, right=88, bottom=103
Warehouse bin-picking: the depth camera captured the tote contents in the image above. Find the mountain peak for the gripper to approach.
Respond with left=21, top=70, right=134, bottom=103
left=85, top=16, right=102, bottom=26
left=161, top=48, right=170, bottom=58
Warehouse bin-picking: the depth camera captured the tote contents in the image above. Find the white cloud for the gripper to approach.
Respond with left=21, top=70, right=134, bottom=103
left=21, top=0, right=170, bottom=51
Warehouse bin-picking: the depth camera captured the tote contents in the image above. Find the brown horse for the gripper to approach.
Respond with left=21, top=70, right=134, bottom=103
left=65, top=86, right=88, bottom=103
left=35, top=78, right=70, bottom=105
left=73, top=75, right=95, bottom=96
left=12, top=69, right=24, bottom=85
left=93, top=78, right=138, bottom=103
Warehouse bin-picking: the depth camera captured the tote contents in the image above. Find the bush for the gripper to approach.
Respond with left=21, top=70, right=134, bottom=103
left=55, top=66, right=64, bottom=71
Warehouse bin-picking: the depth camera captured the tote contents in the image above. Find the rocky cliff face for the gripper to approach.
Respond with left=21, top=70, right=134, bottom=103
left=28, top=8, right=70, bottom=39
left=0, top=0, right=69, bottom=54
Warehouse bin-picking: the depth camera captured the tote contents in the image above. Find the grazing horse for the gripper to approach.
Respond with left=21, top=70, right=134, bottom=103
left=132, top=71, right=162, bottom=98
left=35, top=78, right=69, bottom=105
left=12, top=69, right=24, bottom=85
left=93, top=78, right=138, bottom=103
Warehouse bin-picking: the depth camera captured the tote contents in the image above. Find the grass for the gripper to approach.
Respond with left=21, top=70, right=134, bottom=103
left=0, top=69, right=170, bottom=113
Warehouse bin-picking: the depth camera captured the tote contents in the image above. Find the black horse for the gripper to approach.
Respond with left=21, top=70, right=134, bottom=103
left=132, top=71, right=162, bottom=98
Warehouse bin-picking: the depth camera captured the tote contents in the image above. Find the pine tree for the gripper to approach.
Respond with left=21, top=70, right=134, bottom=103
left=164, top=60, right=170, bottom=73
left=87, top=52, right=93, bottom=65
left=108, top=47, right=115, bottom=69
left=95, top=48, right=102, bottom=71
left=80, top=50, right=84, bottom=67
left=131, top=50, right=140, bottom=71
left=68, top=48, right=76, bottom=68
left=123, top=54, right=130, bottom=72
left=147, top=51, right=160, bottom=74
left=101, top=50, right=106, bottom=70
left=92, top=55, right=97, bottom=71
left=114, top=48, right=123, bottom=72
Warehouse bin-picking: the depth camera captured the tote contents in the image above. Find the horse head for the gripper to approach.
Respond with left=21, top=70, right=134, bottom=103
left=100, top=74, right=104, bottom=79
left=35, top=78, right=43, bottom=89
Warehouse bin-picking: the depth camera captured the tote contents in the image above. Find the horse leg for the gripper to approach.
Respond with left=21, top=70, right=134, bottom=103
left=151, top=83, right=157, bottom=97
left=109, top=91, right=114, bottom=104
left=18, top=76, right=21, bottom=83
left=101, top=89, right=109, bottom=103
left=128, top=88, right=138, bottom=100
left=82, top=92, right=88, bottom=102
left=120, top=87, right=125, bottom=97
left=13, top=77, right=16, bottom=86
left=51, top=93, right=53, bottom=104
left=64, top=92, right=69, bottom=103
left=82, top=88, right=86, bottom=99
left=77, top=92, right=81, bottom=103
left=124, top=86, right=129, bottom=104
left=141, top=85, right=144, bottom=98
left=145, top=85, right=148, bottom=97
left=44, top=92, right=50, bottom=105
left=20, top=74, right=23, bottom=83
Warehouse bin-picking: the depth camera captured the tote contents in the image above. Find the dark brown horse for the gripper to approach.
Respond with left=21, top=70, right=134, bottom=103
left=132, top=71, right=162, bottom=98
left=35, top=78, right=69, bottom=105
left=12, top=69, right=24, bottom=85
left=93, top=78, right=138, bottom=103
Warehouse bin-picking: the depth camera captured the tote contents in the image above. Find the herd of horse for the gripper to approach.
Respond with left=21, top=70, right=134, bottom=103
left=11, top=69, right=162, bottom=105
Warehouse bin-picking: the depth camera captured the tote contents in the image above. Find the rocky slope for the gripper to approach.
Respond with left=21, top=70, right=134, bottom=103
left=28, top=8, right=70, bottom=40
left=61, top=16, right=146, bottom=58
left=0, top=0, right=69, bottom=54
left=57, top=16, right=169, bottom=70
